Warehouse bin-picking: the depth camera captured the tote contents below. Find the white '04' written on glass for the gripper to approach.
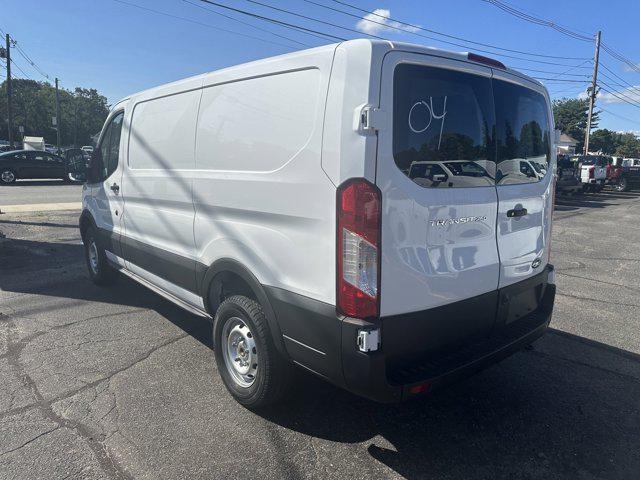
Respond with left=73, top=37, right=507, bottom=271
left=408, top=97, right=448, bottom=150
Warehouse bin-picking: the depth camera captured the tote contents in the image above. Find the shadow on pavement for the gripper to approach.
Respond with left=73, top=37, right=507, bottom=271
left=2, top=236, right=640, bottom=479
left=258, top=329, right=640, bottom=479
left=0, top=239, right=213, bottom=350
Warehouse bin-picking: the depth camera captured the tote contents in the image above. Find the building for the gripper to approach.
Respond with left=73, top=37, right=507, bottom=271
left=557, top=133, right=578, bottom=155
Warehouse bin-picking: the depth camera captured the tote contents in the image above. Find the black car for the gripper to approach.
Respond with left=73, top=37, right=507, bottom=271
left=0, top=150, right=80, bottom=184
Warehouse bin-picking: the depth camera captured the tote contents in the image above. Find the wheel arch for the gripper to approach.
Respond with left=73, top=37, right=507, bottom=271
left=200, top=258, right=287, bottom=356
left=79, top=209, right=97, bottom=243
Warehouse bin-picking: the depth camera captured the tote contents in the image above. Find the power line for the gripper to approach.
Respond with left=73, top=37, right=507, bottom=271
left=599, top=107, right=640, bottom=126
left=601, top=43, right=640, bottom=75
left=9, top=58, right=34, bottom=80
left=534, top=77, right=590, bottom=83
left=318, top=0, right=590, bottom=60
left=0, top=25, right=50, bottom=80
left=599, top=62, right=640, bottom=96
left=513, top=66, right=590, bottom=77
left=598, top=85, right=640, bottom=110
left=599, top=70, right=640, bottom=98
left=12, top=42, right=50, bottom=80
left=197, top=0, right=347, bottom=41
left=282, top=0, right=594, bottom=67
left=111, top=0, right=307, bottom=49
left=241, top=0, right=385, bottom=39
left=182, top=0, right=312, bottom=48
left=480, top=0, right=594, bottom=42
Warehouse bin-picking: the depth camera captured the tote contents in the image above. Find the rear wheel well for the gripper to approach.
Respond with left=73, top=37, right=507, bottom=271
left=208, top=271, right=257, bottom=315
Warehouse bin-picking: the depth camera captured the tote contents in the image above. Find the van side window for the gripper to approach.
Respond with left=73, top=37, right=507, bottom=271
left=393, top=64, right=496, bottom=189
left=90, top=111, right=124, bottom=183
left=494, top=80, right=550, bottom=185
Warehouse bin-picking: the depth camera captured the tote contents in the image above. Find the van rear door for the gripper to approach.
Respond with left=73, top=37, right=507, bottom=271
left=492, top=72, right=554, bottom=290
left=376, top=52, right=500, bottom=346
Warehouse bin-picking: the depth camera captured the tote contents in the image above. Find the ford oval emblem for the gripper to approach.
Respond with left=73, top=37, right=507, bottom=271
left=531, top=258, right=542, bottom=269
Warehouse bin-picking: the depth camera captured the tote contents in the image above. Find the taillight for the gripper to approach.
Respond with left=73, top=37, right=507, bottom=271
left=337, top=178, right=381, bottom=319
left=589, top=166, right=595, bottom=179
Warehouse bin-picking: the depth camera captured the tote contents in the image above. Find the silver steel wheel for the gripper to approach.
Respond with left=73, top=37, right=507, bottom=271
left=88, top=240, right=99, bottom=275
left=221, top=316, right=258, bottom=388
left=1, top=170, right=15, bottom=183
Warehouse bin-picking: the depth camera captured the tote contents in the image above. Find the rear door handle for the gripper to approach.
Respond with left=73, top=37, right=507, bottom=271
left=110, top=183, right=120, bottom=194
left=506, top=207, right=527, bottom=218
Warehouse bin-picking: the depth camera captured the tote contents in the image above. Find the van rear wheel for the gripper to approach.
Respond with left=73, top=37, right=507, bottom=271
left=213, top=295, right=292, bottom=408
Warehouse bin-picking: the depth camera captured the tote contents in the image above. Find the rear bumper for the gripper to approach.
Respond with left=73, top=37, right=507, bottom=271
left=266, top=265, right=555, bottom=403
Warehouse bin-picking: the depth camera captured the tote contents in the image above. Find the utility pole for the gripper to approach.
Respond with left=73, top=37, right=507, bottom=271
left=584, top=30, right=601, bottom=155
left=55, top=77, right=61, bottom=153
left=5, top=34, right=14, bottom=149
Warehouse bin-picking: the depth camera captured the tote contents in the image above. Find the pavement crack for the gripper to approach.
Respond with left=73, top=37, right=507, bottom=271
left=0, top=425, right=61, bottom=457
left=556, top=292, right=640, bottom=309
left=527, top=349, right=640, bottom=384
left=557, top=271, right=640, bottom=293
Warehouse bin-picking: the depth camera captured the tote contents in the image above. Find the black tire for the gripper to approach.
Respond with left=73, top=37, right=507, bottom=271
left=213, top=295, right=292, bottom=408
left=0, top=168, right=17, bottom=184
left=84, top=226, right=117, bottom=285
left=616, top=178, right=629, bottom=192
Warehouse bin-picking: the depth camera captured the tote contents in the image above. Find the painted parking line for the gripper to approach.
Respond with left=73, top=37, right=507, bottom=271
left=0, top=202, right=82, bottom=213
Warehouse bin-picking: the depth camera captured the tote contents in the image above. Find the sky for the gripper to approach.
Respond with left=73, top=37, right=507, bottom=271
left=1, top=0, right=639, bottom=133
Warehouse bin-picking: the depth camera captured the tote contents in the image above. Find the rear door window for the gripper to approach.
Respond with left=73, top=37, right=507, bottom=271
left=494, top=80, right=551, bottom=185
left=393, top=64, right=495, bottom=188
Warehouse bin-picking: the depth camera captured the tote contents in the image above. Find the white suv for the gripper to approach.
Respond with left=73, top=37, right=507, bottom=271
left=80, top=40, right=556, bottom=407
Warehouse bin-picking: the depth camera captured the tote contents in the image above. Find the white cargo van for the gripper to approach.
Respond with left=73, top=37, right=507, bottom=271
left=80, top=40, right=556, bottom=407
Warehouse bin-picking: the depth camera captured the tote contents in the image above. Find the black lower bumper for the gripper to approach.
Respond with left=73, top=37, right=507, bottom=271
left=265, top=265, right=555, bottom=403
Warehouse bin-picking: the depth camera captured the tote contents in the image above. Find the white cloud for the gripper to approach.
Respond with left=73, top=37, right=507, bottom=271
left=355, top=9, right=420, bottom=36
left=597, top=86, right=640, bottom=105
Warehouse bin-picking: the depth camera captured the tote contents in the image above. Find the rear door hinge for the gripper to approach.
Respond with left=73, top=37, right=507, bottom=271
left=356, top=104, right=385, bottom=135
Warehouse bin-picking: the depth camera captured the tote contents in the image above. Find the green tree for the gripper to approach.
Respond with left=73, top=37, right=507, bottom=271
left=0, top=79, right=109, bottom=147
left=552, top=98, right=599, bottom=153
left=589, top=128, right=618, bottom=154
left=615, top=132, right=640, bottom=157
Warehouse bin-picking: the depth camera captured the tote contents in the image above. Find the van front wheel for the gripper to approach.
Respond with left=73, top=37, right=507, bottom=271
left=213, top=295, right=292, bottom=408
left=84, top=226, right=117, bottom=285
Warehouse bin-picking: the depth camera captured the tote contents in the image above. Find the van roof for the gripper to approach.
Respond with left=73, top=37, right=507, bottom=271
left=116, top=39, right=543, bottom=107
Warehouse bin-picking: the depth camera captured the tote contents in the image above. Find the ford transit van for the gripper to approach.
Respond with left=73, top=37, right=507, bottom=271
left=80, top=40, right=556, bottom=407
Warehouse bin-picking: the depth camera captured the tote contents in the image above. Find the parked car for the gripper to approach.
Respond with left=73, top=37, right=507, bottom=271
left=576, top=155, right=607, bottom=192
left=556, top=155, right=582, bottom=195
left=607, top=157, right=640, bottom=191
left=81, top=145, right=94, bottom=155
left=79, top=39, right=556, bottom=408
left=0, top=149, right=79, bottom=184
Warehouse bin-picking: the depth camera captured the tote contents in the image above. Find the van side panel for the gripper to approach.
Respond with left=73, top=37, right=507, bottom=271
left=193, top=50, right=336, bottom=307
left=122, top=82, right=203, bottom=300
left=321, top=39, right=389, bottom=186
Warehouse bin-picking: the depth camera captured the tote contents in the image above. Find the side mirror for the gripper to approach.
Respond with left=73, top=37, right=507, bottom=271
left=87, top=149, right=103, bottom=184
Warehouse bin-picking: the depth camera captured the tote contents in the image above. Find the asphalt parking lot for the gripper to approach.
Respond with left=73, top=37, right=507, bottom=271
left=1, top=186, right=639, bottom=479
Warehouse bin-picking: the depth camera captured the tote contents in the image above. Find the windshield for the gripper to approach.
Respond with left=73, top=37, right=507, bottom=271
left=580, top=156, right=606, bottom=166
left=392, top=64, right=551, bottom=188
